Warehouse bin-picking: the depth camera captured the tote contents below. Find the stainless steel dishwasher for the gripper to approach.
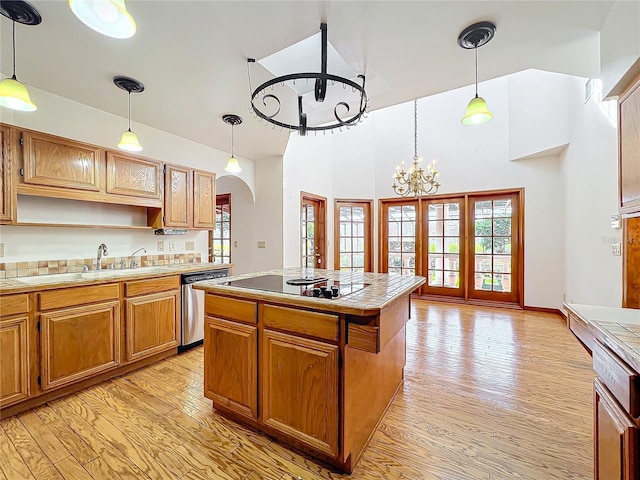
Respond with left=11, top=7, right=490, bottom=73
left=180, top=268, right=229, bottom=352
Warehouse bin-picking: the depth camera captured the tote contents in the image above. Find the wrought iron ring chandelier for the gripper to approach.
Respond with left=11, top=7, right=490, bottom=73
left=247, top=23, right=368, bottom=136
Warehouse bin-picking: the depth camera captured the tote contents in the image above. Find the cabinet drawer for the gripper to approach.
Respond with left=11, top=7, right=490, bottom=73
left=593, top=341, right=639, bottom=417
left=0, top=293, right=29, bottom=317
left=261, top=304, right=338, bottom=342
left=205, top=294, right=256, bottom=324
left=125, top=276, right=180, bottom=297
left=568, top=312, right=595, bottom=353
left=38, top=284, right=119, bottom=311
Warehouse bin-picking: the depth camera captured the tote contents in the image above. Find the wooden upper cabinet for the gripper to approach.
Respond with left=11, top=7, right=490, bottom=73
left=106, top=151, right=162, bottom=202
left=0, top=124, right=14, bottom=223
left=619, top=75, right=640, bottom=215
left=164, top=164, right=191, bottom=227
left=193, top=169, right=216, bottom=229
left=262, top=329, right=339, bottom=458
left=0, top=316, right=30, bottom=407
left=21, top=131, right=102, bottom=192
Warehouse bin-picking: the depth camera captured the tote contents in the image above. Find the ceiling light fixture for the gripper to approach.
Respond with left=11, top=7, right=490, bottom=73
left=68, top=0, right=136, bottom=39
left=0, top=0, right=41, bottom=112
left=114, top=76, right=144, bottom=152
left=458, top=21, right=496, bottom=126
left=247, top=23, right=368, bottom=136
left=222, top=114, right=242, bottom=173
left=393, top=100, right=440, bottom=197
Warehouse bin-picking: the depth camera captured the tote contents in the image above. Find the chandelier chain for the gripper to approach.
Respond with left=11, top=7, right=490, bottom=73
left=414, top=100, right=418, bottom=158
left=12, top=21, right=16, bottom=77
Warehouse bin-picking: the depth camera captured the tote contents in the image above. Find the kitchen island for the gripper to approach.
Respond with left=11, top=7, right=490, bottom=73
left=193, top=268, right=425, bottom=473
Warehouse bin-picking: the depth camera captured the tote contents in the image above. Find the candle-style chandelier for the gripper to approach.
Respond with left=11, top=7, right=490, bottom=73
left=392, top=100, right=440, bottom=197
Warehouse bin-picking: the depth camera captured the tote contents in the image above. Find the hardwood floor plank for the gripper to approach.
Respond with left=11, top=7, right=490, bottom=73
left=82, top=457, right=125, bottom=480
left=0, top=425, right=36, bottom=480
left=102, top=377, right=174, bottom=415
left=54, top=456, right=93, bottom=480
left=17, top=410, right=71, bottom=464
left=33, top=405, right=99, bottom=465
left=0, top=416, right=64, bottom=480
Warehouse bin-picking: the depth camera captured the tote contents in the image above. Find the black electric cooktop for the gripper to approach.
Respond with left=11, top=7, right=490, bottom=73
left=224, top=274, right=368, bottom=299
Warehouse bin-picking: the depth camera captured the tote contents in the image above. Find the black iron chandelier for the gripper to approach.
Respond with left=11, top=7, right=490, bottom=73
left=247, top=23, right=368, bottom=136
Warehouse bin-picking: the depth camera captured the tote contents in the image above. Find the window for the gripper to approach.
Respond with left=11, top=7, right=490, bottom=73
left=334, top=200, right=373, bottom=272
left=211, top=193, right=231, bottom=264
left=381, top=200, right=418, bottom=276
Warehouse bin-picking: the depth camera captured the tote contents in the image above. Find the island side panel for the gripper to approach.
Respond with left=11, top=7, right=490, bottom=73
left=343, top=294, right=410, bottom=468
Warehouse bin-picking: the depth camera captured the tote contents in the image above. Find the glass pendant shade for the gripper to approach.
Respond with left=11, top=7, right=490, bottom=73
left=117, top=129, right=142, bottom=152
left=0, top=76, right=37, bottom=111
left=68, top=0, right=136, bottom=38
left=461, top=95, right=492, bottom=126
left=224, top=157, right=241, bottom=173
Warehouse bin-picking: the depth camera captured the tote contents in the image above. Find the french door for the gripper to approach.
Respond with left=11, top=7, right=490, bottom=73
left=334, top=199, right=373, bottom=272
left=301, top=193, right=326, bottom=269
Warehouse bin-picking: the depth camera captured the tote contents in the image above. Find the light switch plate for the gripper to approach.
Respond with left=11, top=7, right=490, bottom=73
left=169, top=241, right=176, bottom=251
left=0, top=243, right=4, bottom=257
left=612, top=243, right=621, bottom=256
left=157, top=241, right=164, bottom=251
left=258, top=241, right=266, bottom=248
left=185, top=241, right=194, bottom=251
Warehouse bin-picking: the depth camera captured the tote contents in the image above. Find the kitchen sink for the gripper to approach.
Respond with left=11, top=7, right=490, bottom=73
left=14, top=266, right=172, bottom=285
left=15, top=272, right=89, bottom=285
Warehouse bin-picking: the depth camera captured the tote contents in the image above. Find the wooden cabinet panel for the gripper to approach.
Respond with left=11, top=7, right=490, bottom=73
left=569, top=312, right=595, bottom=353
left=619, top=76, right=640, bottom=214
left=0, top=293, right=29, bottom=317
left=40, top=300, right=120, bottom=391
left=164, top=164, right=191, bottom=227
left=125, top=275, right=180, bottom=297
left=204, top=316, right=257, bottom=420
left=205, top=294, right=256, bottom=324
left=125, top=290, right=180, bottom=362
left=0, top=316, right=29, bottom=407
left=0, top=124, right=14, bottom=223
left=193, top=170, right=216, bottom=229
left=22, top=131, right=102, bottom=192
left=38, top=283, right=119, bottom=311
left=594, top=379, right=638, bottom=480
left=261, top=304, right=338, bottom=342
left=262, top=329, right=339, bottom=457
left=106, top=152, right=162, bottom=201
left=593, top=341, right=639, bottom=417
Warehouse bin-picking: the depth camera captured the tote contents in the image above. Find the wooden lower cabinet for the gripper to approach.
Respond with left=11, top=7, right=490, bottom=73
left=594, top=378, right=639, bottom=480
left=40, top=300, right=120, bottom=391
left=125, top=290, right=180, bottom=362
left=204, top=316, right=257, bottom=419
left=0, top=316, right=30, bottom=407
left=262, top=329, right=339, bottom=457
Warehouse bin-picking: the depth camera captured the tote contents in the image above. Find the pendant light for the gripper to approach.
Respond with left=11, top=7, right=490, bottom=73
left=68, top=0, right=136, bottom=39
left=114, top=76, right=144, bottom=152
left=222, top=114, right=242, bottom=173
left=0, top=0, right=41, bottom=112
left=458, top=21, right=496, bottom=126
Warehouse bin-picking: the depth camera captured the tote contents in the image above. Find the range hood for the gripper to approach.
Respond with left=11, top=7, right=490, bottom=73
left=154, top=229, right=188, bottom=235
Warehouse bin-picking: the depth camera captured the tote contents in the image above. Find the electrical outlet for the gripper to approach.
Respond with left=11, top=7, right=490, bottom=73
left=169, top=241, right=176, bottom=251
left=612, top=243, right=621, bottom=256
left=0, top=243, right=4, bottom=258
left=258, top=241, right=266, bottom=248
left=234, top=241, right=238, bottom=247
left=185, top=241, right=194, bottom=251
left=157, top=241, right=164, bottom=251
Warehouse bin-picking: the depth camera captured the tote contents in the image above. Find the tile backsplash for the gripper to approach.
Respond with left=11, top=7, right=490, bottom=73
left=0, top=253, right=202, bottom=279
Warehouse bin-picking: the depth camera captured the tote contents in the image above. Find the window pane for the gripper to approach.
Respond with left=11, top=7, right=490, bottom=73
left=444, top=254, right=459, bottom=271
left=307, top=206, right=315, bottom=221
left=493, top=199, right=512, bottom=217
left=493, top=255, right=511, bottom=273
left=402, top=205, right=416, bottom=220
left=342, top=238, right=352, bottom=252
left=429, top=237, right=443, bottom=253
left=475, top=255, right=492, bottom=272
left=402, top=241, right=415, bottom=253
left=340, top=206, right=352, bottom=221
left=388, top=254, right=402, bottom=268
left=340, top=253, right=351, bottom=268
left=445, top=203, right=460, bottom=220
left=352, top=207, right=365, bottom=221
left=493, top=237, right=511, bottom=254
left=444, top=220, right=459, bottom=236
left=475, top=273, right=492, bottom=291
left=475, top=201, right=492, bottom=219
left=494, top=218, right=511, bottom=236
left=428, top=254, right=443, bottom=270
left=388, top=238, right=402, bottom=253
left=428, top=270, right=443, bottom=286
left=428, top=204, right=443, bottom=221
left=354, top=238, right=364, bottom=252
left=475, top=219, right=492, bottom=236
left=306, top=239, right=314, bottom=253
left=353, top=253, right=364, bottom=268
left=475, top=237, right=492, bottom=254
left=492, top=274, right=505, bottom=292
left=388, top=221, right=401, bottom=236
left=341, top=222, right=352, bottom=237
left=388, top=267, right=402, bottom=275
left=501, top=274, right=512, bottom=292
left=388, top=206, right=402, bottom=221
left=355, top=222, right=364, bottom=237
left=428, top=220, right=443, bottom=236
left=222, top=228, right=230, bottom=239
left=444, top=271, right=459, bottom=289
left=401, top=221, right=415, bottom=236
left=444, top=238, right=459, bottom=253
left=403, top=268, right=415, bottom=276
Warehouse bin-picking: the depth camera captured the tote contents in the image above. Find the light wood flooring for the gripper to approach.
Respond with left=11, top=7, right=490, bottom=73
left=0, top=301, right=595, bottom=479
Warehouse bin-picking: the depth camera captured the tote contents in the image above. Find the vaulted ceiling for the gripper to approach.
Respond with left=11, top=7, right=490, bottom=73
left=0, top=1, right=615, bottom=160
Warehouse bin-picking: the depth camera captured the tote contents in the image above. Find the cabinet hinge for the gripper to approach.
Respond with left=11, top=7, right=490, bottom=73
left=37, top=321, right=40, bottom=331
left=338, top=353, right=342, bottom=369
left=37, top=376, right=41, bottom=386
left=19, top=168, right=24, bottom=176
left=19, top=136, right=23, bottom=146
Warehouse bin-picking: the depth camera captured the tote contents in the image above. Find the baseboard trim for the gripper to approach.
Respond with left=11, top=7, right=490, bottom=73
left=524, top=305, right=565, bottom=319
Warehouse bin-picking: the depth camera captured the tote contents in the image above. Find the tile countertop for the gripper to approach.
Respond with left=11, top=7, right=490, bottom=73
left=192, top=267, right=426, bottom=316
left=565, top=303, right=640, bottom=373
left=0, top=263, right=232, bottom=295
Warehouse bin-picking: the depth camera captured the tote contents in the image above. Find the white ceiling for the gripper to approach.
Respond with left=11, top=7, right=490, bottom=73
left=0, top=1, right=615, bottom=160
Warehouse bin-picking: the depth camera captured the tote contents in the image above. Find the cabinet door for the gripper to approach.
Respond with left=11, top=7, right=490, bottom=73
left=262, top=329, right=339, bottom=458
left=619, top=77, right=640, bottom=214
left=40, top=300, right=120, bottom=391
left=21, top=131, right=102, bottom=192
left=204, top=316, right=257, bottom=420
left=0, top=316, right=29, bottom=407
left=106, top=151, right=162, bottom=201
left=164, top=164, right=191, bottom=227
left=193, top=170, right=216, bottom=229
left=125, top=290, right=180, bottom=362
left=0, top=125, right=14, bottom=223
left=594, top=379, right=639, bottom=480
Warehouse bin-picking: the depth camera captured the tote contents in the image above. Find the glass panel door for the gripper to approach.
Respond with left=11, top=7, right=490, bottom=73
left=469, top=193, right=519, bottom=303
left=211, top=193, right=231, bottom=264
left=422, top=198, right=464, bottom=297
left=301, top=202, right=316, bottom=268
left=386, top=203, right=417, bottom=275
left=301, top=194, right=326, bottom=269
left=335, top=200, right=372, bottom=272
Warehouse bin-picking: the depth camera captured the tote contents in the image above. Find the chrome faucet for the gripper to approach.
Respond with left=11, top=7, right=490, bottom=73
left=96, top=243, right=108, bottom=270
left=129, top=247, right=146, bottom=269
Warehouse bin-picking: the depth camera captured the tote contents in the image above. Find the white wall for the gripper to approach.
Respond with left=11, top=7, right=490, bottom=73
left=281, top=69, right=619, bottom=309
left=0, top=85, right=256, bottom=265
left=253, top=156, right=284, bottom=272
